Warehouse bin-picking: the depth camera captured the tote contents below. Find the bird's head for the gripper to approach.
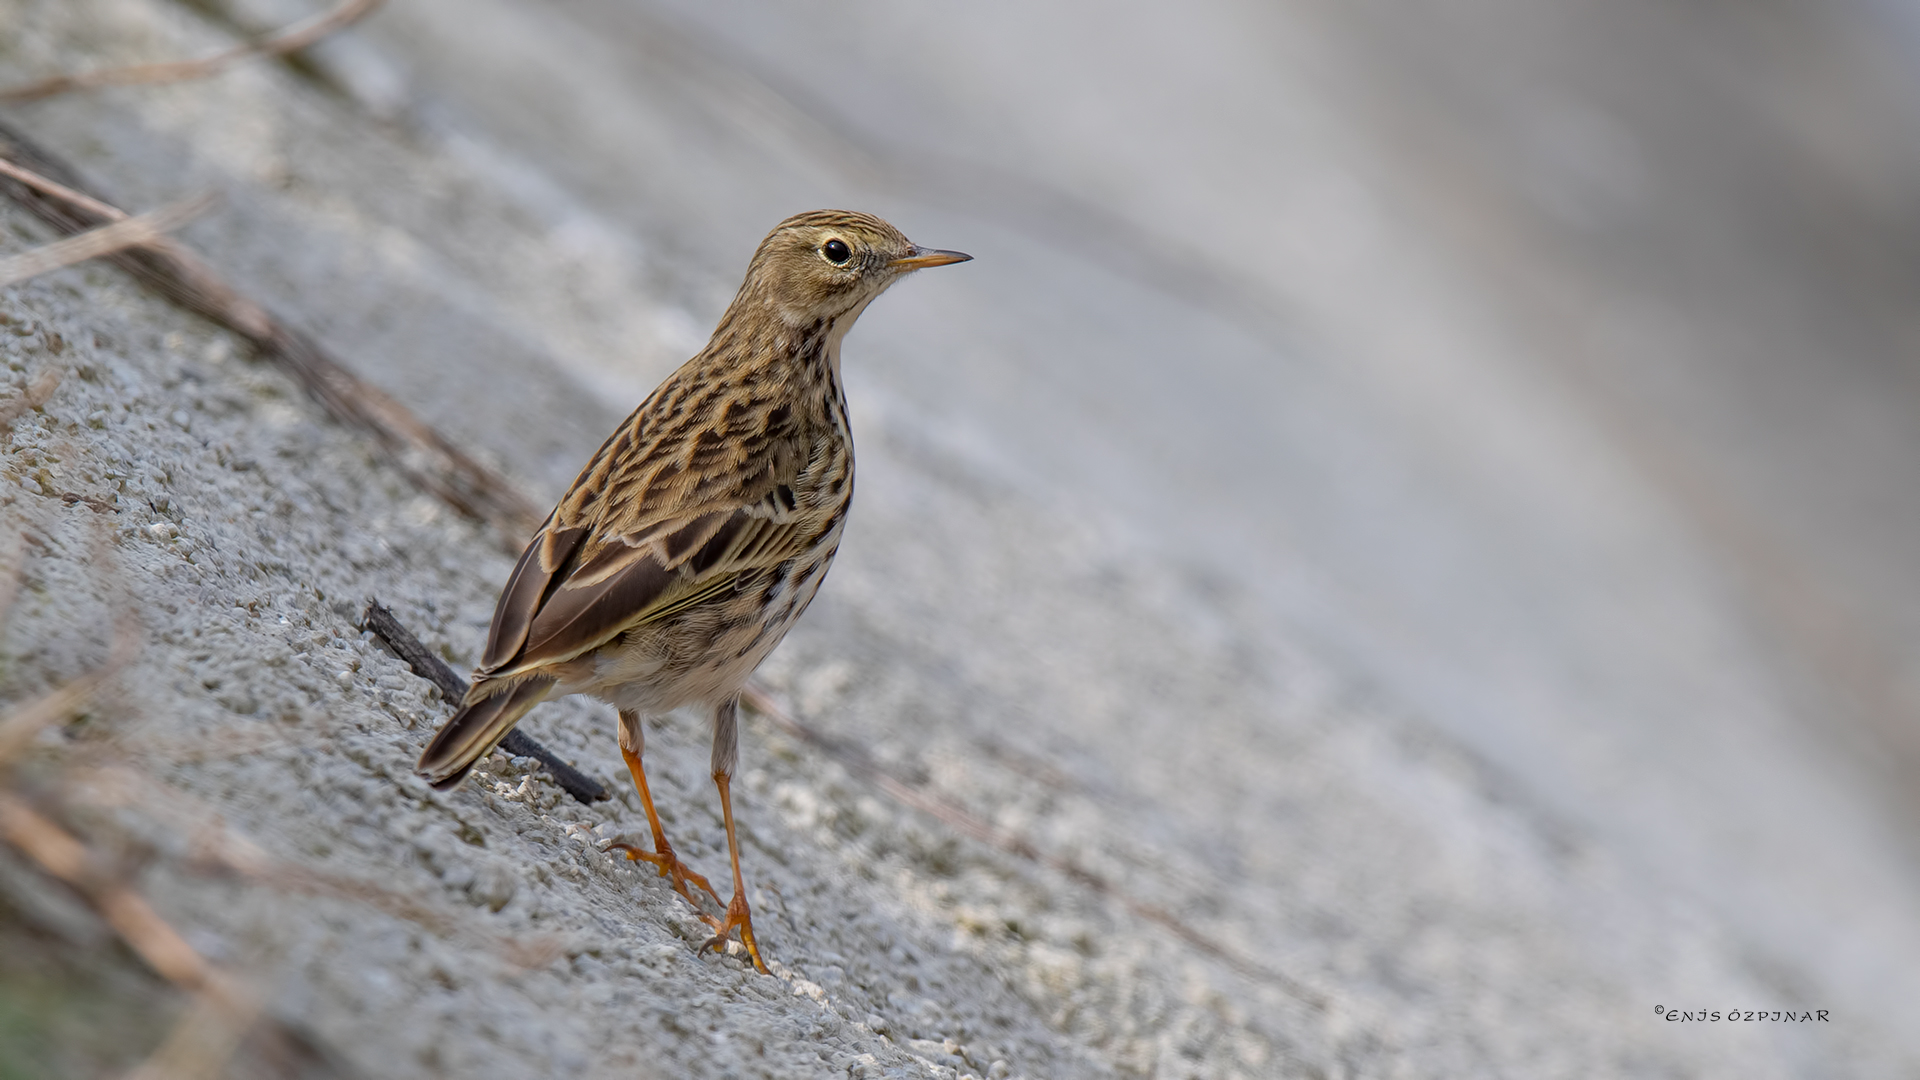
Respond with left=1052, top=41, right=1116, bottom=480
left=739, top=210, right=970, bottom=328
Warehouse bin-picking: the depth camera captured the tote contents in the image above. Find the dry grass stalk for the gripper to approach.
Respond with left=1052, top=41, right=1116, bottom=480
left=119, top=988, right=263, bottom=1080
left=0, top=546, right=139, bottom=765
left=0, top=672, right=537, bottom=1074
left=0, top=632, right=135, bottom=763
left=0, top=0, right=387, bottom=104
left=70, top=762, right=561, bottom=966
left=0, top=125, right=544, bottom=548
left=0, top=157, right=126, bottom=227
left=0, top=193, right=213, bottom=288
left=0, top=791, right=263, bottom=1080
left=0, top=793, right=218, bottom=992
left=0, top=553, right=260, bottom=1078
left=0, top=562, right=209, bottom=994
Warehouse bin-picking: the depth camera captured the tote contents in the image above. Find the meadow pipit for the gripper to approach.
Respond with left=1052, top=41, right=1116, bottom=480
left=416, top=210, right=969, bottom=972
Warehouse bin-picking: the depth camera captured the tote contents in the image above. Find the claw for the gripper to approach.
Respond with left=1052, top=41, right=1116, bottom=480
left=615, top=710, right=772, bottom=974
left=701, top=890, right=770, bottom=974
left=607, top=837, right=721, bottom=909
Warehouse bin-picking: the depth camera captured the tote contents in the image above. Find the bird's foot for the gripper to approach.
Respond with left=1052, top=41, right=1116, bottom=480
left=607, top=836, right=722, bottom=909
left=701, top=891, right=770, bottom=974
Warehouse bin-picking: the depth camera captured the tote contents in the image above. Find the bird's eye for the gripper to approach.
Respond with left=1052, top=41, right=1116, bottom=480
left=822, top=239, right=852, bottom=265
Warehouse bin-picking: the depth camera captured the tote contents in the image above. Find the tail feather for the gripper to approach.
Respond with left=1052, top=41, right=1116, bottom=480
left=416, top=677, right=555, bottom=790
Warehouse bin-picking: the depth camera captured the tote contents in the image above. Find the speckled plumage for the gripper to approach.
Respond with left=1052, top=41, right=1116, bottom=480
left=416, top=210, right=968, bottom=971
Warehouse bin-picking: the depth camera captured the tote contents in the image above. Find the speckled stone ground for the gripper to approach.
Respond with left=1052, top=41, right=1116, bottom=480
left=4, top=2, right=1920, bottom=1078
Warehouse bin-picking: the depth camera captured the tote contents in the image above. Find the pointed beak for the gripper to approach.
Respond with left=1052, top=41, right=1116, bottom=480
left=890, top=245, right=972, bottom=271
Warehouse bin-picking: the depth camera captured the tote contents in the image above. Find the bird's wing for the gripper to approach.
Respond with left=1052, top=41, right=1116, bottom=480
left=474, top=465, right=821, bottom=682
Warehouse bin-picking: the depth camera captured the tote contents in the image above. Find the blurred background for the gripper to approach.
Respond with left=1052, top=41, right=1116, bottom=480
left=8, top=0, right=1920, bottom=1074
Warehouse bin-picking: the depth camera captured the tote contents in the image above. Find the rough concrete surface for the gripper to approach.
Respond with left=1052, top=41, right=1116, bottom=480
left=5, top=1, right=1920, bottom=1078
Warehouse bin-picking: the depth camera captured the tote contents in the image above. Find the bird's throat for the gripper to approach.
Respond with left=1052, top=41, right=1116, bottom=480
left=822, top=293, right=878, bottom=379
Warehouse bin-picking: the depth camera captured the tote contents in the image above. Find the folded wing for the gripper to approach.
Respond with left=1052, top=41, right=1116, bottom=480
left=473, top=493, right=815, bottom=685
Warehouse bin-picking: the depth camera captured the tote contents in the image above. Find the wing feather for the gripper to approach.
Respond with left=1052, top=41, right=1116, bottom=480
left=479, top=519, right=585, bottom=673
left=476, top=503, right=820, bottom=680
left=470, top=398, right=834, bottom=682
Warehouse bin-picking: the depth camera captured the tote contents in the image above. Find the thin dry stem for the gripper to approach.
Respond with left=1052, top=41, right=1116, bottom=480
left=120, top=987, right=263, bottom=1080
left=0, top=616, right=138, bottom=766
left=67, top=762, right=558, bottom=966
left=0, top=0, right=387, bottom=104
left=0, top=152, right=273, bottom=337
left=0, top=792, right=216, bottom=992
left=0, top=156, right=127, bottom=222
left=0, top=546, right=258, bottom=1075
left=0, top=194, right=213, bottom=288
left=0, top=127, right=544, bottom=547
left=0, top=790, right=261, bottom=1080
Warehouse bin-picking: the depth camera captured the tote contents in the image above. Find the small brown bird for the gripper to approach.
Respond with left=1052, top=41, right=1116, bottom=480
left=416, top=210, right=969, bottom=972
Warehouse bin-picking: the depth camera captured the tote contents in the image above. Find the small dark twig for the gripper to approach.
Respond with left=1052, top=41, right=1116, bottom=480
left=359, top=602, right=468, bottom=702
left=361, top=601, right=608, bottom=805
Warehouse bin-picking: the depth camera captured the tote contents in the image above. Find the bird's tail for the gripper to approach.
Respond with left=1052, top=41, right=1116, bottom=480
left=415, top=677, right=555, bottom=790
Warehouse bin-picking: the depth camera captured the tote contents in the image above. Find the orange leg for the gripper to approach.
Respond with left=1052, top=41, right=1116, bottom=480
left=700, top=769, right=770, bottom=974
left=696, top=695, right=770, bottom=973
left=607, top=710, right=720, bottom=909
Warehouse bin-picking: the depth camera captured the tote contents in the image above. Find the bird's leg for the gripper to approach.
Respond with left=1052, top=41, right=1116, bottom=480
left=700, top=697, right=770, bottom=974
left=704, top=769, right=771, bottom=974
left=606, top=709, right=720, bottom=909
